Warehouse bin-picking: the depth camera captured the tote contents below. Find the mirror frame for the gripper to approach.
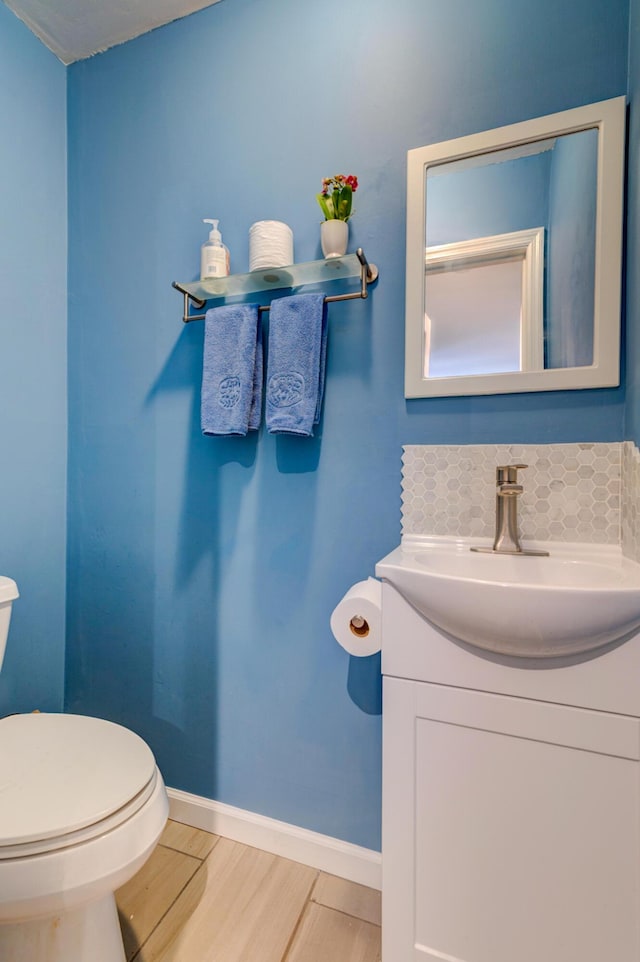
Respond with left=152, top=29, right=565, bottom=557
left=405, top=96, right=626, bottom=398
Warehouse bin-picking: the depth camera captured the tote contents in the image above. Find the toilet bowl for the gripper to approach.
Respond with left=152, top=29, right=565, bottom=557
left=0, top=579, right=170, bottom=962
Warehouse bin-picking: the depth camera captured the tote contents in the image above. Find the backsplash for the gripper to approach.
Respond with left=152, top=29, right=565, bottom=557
left=622, top=441, right=640, bottom=561
left=402, top=443, right=622, bottom=545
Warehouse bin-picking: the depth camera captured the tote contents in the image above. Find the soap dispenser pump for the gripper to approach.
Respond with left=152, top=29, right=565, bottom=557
left=201, top=219, right=230, bottom=280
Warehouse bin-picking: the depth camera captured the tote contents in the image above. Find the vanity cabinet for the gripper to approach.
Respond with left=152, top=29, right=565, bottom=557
left=380, top=583, right=640, bottom=962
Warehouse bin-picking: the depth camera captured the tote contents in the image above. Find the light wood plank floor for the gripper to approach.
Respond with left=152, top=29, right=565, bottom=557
left=116, top=820, right=381, bottom=962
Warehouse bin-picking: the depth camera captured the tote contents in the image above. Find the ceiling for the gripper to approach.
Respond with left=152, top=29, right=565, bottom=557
left=3, top=0, right=222, bottom=64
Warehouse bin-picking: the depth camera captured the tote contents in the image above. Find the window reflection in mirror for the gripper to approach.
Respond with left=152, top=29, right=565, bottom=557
left=425, top=226, right=544, bottom=377
left=426, top=257, right=526, bottom=377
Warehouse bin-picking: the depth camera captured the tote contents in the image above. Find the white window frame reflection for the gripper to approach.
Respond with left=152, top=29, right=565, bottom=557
left=424, top=227, right=545, bottom=379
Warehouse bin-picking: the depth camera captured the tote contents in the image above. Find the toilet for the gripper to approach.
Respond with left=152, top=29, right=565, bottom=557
left=0, top=576, right=169, bottom=962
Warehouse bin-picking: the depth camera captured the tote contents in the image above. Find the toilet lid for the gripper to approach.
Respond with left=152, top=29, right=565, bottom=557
left=0, top=713, right=157, bottom=847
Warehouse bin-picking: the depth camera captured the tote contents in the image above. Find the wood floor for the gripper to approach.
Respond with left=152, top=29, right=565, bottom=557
left=116, top=819, right=382, bottom=962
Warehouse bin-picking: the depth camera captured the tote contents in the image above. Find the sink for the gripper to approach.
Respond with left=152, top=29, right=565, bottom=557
left=375, top=537, right=640, bottom=658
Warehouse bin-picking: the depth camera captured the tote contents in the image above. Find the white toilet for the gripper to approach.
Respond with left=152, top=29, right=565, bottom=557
left=0, top=576, right=169, bottom=962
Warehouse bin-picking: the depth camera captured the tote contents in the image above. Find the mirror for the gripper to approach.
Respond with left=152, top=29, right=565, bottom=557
left=405, top=97, right=626, bottom=398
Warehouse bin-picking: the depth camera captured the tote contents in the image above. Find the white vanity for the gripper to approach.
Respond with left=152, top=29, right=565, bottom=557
left=387, top=81, right=631, bottom=959
left=377, top=537, right=640, bottom=962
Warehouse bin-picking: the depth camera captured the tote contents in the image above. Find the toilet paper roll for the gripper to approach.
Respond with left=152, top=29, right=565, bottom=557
left=249, top=220, right=294, bottom=271
left=330, top=578, right=382, bottom=657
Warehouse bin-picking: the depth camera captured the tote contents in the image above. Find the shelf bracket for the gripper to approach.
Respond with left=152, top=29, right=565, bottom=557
left=172, top=248, right=378, bottom=323
left=172, top=282, right=207, bottom=324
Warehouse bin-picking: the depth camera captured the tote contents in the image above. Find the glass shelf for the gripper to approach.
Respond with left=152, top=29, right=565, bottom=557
left=172, top=249, right=378, bottom=322
left=176, top=253, right=366, bottom=303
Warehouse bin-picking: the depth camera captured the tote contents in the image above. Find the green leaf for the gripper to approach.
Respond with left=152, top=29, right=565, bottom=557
left=337, top=184, right=352, bottom=221
left=316, top=193, right=334, bottom=220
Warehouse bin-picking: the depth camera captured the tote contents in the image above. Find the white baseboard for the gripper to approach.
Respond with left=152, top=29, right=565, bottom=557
left=167, top=787, right=382, bottom=891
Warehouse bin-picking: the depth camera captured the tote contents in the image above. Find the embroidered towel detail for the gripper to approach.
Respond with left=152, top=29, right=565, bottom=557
left=201, top=303, right=262, bottom=436
left=269, top=372, right=304, bottom=407
left=266, top=293, right=327, bottom=437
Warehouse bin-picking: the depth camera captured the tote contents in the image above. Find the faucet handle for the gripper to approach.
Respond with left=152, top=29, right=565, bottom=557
left=496, top=463, right=528, bottom=484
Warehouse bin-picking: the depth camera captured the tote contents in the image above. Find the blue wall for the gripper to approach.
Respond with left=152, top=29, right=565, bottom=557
left=64, top=0, right=629, bottom=850
left=0, top=4, right=67, bottom=715
left=426, top=152, right=551, bottom=246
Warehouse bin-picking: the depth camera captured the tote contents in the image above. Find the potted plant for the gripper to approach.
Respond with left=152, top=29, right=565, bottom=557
left=317, top=174, right=358, bottom=258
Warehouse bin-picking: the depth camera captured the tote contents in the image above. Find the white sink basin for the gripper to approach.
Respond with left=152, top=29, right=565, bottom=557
left=375, top=537, right=640, bottom=658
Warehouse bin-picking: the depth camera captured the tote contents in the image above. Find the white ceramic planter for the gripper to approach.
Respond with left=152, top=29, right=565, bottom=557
left=320, top=219, right=349, bottom=258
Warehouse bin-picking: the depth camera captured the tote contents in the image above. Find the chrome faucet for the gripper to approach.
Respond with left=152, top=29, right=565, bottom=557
left=494, top=463, right=526, bottom=553
left=472, top=463, right=549, bottom=557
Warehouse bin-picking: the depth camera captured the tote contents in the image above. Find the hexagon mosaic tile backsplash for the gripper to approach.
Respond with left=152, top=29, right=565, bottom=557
left=622, top=441, right=640, bottom=561
left=401, top=442, right=626, bottom=547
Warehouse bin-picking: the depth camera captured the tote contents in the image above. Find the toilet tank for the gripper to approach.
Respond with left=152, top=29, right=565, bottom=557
left=0, top=578, right=19, bottom=671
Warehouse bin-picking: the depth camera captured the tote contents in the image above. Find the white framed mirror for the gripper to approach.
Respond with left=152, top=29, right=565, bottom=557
left=405, top=97, right=626, bottom=398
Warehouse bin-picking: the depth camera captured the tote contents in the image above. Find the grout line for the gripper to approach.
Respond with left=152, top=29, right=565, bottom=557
left=128, top=853, right=211, bottom=962
left=279, top=870, right=319, bottom=962
left=157, top=833, right=221, bottom=861
left=309, top=871, right=321, bottom=902
left=309, top=896, right=382, bottom=929
left=161, top=819, right=220, bottom=860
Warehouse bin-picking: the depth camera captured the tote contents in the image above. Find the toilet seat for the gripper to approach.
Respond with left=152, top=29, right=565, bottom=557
left=0, top=713, right=157, bottom=859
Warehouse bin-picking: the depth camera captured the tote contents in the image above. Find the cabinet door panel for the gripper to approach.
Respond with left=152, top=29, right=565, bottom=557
left=383, top=677, right=640, bottom=962
left=415, top=718, right=638, bottom=962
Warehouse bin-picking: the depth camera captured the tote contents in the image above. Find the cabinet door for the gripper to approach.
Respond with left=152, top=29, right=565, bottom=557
left=382, top=677, right=640, bottom=962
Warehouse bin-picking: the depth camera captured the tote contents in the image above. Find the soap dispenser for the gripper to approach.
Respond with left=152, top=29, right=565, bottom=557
left=201, top=219, right=230, bottom=280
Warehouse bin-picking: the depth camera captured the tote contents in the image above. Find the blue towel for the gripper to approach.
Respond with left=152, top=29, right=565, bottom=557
left=249, top=315, right=263, bottom=431
left=201, top=304, right=262, bottom=436
left=266, top=293, right=327, bottom=436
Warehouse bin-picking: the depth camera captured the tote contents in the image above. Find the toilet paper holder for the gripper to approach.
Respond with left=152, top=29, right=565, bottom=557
left=349, top=615, right=370, bottom=637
